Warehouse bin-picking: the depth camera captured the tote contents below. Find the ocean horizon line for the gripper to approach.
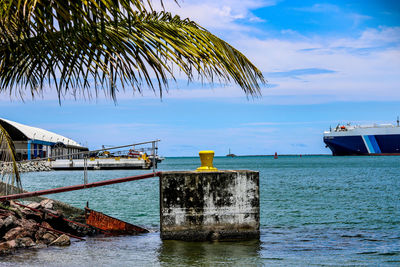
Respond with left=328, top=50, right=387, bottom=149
left=165, top=154, right=332, bottom=158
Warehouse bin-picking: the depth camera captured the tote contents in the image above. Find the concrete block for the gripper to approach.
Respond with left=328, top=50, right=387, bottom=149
left=160, top=170, right=259, bottom=241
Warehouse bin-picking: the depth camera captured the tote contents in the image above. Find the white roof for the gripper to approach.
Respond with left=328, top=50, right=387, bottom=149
left=0, top=118, right=84, bottom=148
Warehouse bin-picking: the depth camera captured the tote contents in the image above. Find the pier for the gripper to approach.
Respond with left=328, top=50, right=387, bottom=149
left=160, top=170, right=259, bottom=241
left=48, top=157, right=151, bottom=170
left=0, top=151, right=260, bottom=241
left=0, top=141, right=162, bottom=173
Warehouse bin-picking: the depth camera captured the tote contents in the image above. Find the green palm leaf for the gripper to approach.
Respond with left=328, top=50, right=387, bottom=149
left=0, top=1, right=265, bottom=194
left=0, top=1, right=265, bottom=100
left=0, top=124, right=22, bottom=195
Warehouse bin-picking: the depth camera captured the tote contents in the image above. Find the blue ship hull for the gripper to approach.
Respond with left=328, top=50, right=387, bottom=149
left=324, top=134, right=400, bottom=156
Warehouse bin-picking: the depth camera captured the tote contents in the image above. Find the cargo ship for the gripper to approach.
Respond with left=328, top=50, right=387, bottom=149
left=323, top=118, right=400, bottom=156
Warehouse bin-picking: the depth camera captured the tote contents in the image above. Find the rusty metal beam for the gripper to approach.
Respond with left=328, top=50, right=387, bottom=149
left=0, top=172, right=161, bottom=201
left=85, top=207, right=148, bottom=235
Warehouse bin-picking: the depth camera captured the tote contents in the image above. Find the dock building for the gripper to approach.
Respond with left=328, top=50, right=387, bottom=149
left=0, top=118, right=88, bottom=160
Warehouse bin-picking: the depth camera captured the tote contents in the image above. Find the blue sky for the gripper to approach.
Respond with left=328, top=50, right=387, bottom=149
left=1, top=0, right=400, bottom=156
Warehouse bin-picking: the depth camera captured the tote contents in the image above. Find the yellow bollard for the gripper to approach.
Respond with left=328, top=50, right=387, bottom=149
left=196, top=151, right=218, bottom=171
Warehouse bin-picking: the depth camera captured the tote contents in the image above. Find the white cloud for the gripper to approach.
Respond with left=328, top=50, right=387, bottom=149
left=135, top=25, right=399, bottom=104
left=229, top=27, right=400, bottom=103
left=331, top=26, right=400, bottom=48
left=152, top=0, right=275, bottom=31
left=1, top=3, right=399, bottom=106
left=138, top=25, right=400, bottom=104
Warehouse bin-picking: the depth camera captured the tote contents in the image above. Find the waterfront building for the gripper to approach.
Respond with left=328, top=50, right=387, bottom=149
left=0, top=118, right=88, bottom=160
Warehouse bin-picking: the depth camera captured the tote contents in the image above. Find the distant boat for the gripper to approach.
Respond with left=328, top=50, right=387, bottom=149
left=226, top=149, right=236, bottom=157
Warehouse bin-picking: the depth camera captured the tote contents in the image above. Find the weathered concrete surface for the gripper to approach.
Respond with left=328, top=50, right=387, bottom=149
left=160, top=170, right=259, bottom=241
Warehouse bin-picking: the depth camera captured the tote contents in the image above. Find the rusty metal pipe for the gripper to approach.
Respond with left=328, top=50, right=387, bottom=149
left=0, top=172, right=161, bottom=201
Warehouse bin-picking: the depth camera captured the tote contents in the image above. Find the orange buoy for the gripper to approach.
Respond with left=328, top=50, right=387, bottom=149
left=274, top=152, right=278, bottom=159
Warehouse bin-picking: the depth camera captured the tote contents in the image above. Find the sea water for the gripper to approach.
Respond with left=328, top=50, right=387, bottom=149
left=1, top=156, right=399, bottom=266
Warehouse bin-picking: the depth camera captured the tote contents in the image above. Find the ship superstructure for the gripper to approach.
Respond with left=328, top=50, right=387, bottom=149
left=323, top=120, right=400, bottom=156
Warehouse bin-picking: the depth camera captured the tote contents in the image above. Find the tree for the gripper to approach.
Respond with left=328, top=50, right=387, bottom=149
left=0, top=0, right=265, bottom=100
left=0, top=0, right=265, bottom=191
left=0, top=125, right=21, bottom=193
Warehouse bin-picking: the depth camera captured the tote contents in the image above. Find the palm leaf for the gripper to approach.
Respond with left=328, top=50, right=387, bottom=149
left=0, top=124, right=22, bottom=195
left=0, top=1, right=265, bottom=100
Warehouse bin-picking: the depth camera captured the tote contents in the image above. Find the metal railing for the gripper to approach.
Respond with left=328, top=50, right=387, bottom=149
left=10, top=140, right=159, bottom=161
left=1, top=140, right=161, bottom=187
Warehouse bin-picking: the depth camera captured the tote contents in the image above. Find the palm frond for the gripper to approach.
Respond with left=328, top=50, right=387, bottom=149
left=0, top=1, right=265, bottom=100
left=0, top=125, right=22, bottom=195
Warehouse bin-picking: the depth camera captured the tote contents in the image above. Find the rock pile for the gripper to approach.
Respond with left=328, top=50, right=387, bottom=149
left=1, top=161, right=52, bottom=174
left=0, top=199, right=92, bottom=255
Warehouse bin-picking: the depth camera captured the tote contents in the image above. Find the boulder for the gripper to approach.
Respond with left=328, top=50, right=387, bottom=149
left=41, top=221, right=53, bottom=229
left=8, top=239, right=16, bottom=248
left=44, top=208, right=60, bottom=217
left=0, top=240, right=17, bottom=255
left=10, top=201, right=21, bottom=209
left=0, top=189, right=87, bottom=254
left=35, top=221, right=57, bottom=244
left=15, top=237, right=35, bottom=248
left=67, top=221, right=95, bottom=236
left=0, top=211, right=13, bottom=220
left=3, top=215, right=17, bottom=228
left=16, top=219, right=38, bottom=237
left=4, top=226, right=28, bottom=241
left=40, top=199, right=54, bottom=210
left=34, top=227, right=47, bottom=241
left=41, top=232, right=58, bottom=244
left=21, top=208, right=42, bottom=221
left=8, top=202, right=24, bottom=218
left=27, top=202, right=41, bottom=210
left=49, top=234, right=70, bottom=246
